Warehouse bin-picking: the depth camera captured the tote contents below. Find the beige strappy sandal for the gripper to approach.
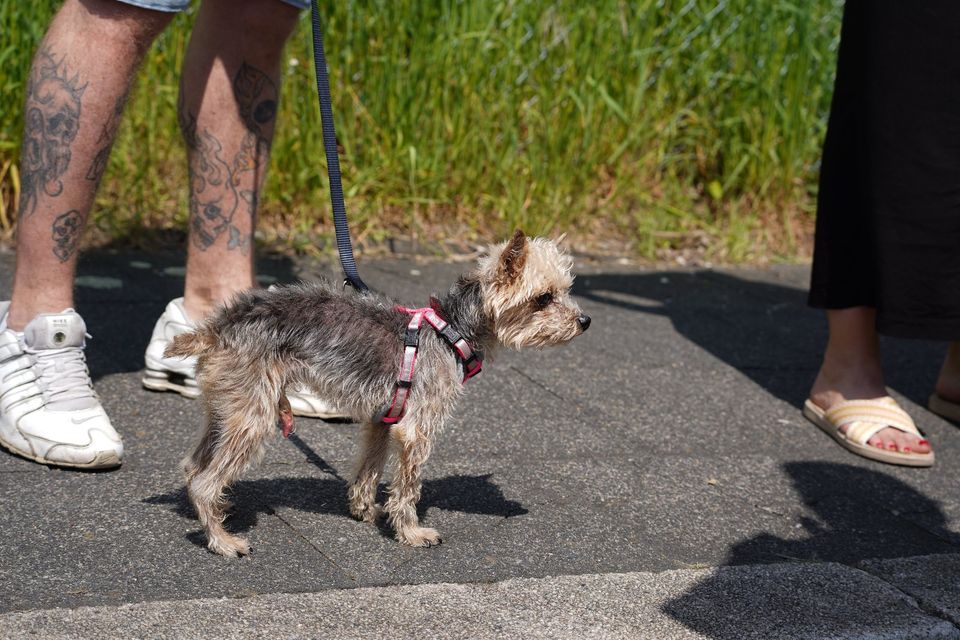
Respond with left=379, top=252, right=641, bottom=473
left=803, top=397, right=934, bottom=467
left=928, top=393, right=960, bottom=422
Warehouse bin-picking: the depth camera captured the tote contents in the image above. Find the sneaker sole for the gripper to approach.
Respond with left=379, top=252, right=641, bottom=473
left=288, top=404, right=353, bottom=420
left=142, top=369, right=201, bottom=399
left=0, top=437, right=121, bottom=470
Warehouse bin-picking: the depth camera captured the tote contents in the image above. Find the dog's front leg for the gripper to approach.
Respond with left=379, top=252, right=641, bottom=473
left=347, top=420, right=390, bottom=523
left=384, top=426, right=440, bottom=547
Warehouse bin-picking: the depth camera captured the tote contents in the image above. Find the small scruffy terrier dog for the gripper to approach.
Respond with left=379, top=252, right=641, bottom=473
left=167, top=231, right=590, bottom=556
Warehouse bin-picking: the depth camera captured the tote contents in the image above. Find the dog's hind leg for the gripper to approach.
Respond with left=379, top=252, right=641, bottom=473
left=348, top=420, right=391, bottom=523
left=187, top=403, right=274, bottom=557
left=182, top=407, right=219, bottom=485
left=185, top=356, right=284, bottom=557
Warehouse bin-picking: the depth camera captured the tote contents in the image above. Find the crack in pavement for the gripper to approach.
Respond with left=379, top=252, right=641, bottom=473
left=507, top=365, right=568, bottom=404
left=269, top=507, right=360, bottom=584
left=851, top=562, right=960, bottom=633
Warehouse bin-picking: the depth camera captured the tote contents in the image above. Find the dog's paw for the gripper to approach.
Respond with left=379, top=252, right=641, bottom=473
left=349, top=501, right=383, bottom=524
left=397, top=526, right=442, bottom=548
left=208, top=533, right=251, bottom=558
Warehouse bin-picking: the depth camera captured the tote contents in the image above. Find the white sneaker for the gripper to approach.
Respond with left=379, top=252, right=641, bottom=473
left=142, top=297, right=351, bottom=420
left=143, top=298, right=199, bottom=398
left=0, top=304, right=123, bottom=469
left=286, top=390, right=351, bottom=420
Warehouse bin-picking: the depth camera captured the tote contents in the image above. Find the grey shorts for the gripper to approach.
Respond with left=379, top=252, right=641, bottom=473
left=118, top=0, right=309, bottom=12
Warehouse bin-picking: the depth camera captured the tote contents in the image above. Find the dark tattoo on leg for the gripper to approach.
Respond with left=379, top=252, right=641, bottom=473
left=18, top=46, right=87, bottom=219
left=234, top=61, right=277, bottom=142
left=51, top=209, right=84, bottom=262
left=188, top=129, right=237, bottom=250
left=227, top=225, right=250, bottom=253
left=183, top=62, right=278, bottom=255
left=86, top=93, right=127, bottom=183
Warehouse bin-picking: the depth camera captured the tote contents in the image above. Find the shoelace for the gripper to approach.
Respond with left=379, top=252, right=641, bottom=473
left=25, top=340, right=97, bottom=406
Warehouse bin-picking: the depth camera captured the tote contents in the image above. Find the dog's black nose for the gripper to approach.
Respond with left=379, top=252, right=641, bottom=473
left=578, top=314, right=591, bottom=331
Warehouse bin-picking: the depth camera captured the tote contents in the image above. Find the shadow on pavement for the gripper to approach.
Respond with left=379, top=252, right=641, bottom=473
left=286, top=431, right=529, bottom=523
left=574, top=270, right=947, bottom=409
left=145, top=471, right=526, bottom=549
left=661, top=461, right=960, bottom=638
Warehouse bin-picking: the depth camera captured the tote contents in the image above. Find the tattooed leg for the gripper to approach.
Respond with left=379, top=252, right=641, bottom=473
left=86, top=92, right=128, bottom=184
left=8, top=0, right=171, bottom=330
left=180, top=0, right=299, bottom=321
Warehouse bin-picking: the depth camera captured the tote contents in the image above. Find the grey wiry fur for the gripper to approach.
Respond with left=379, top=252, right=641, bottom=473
left=169, top=230, right=590, bottom=556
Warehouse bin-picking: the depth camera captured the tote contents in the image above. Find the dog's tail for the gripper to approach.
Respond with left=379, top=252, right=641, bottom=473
left=164, top=330, right=217, bottom=358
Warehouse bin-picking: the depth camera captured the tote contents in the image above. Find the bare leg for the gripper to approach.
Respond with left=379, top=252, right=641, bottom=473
left=348, top=421, right=392, bottom=523
left=178, top=0, right=299, bottom=321
left=8, top=0, right=172, bottom=330
left=935, top=342, right=960, bottom=403
left=809, top=307, right=931, bottom=453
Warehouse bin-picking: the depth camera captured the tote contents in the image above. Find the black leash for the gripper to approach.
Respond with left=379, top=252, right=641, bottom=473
left=310, top=0, right=368, bottom=292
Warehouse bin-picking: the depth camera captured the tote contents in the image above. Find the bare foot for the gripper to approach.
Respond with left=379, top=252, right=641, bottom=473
left=810, top=379, right=931, bottom=455
left=810, top=308, right=931, bottom=455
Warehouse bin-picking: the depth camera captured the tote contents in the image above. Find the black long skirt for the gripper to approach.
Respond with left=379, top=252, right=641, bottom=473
left=808, top=0, right=960, bottom=340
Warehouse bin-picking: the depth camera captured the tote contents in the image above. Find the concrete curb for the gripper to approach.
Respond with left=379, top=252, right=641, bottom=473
left=3, top=560, right=958, bottom=639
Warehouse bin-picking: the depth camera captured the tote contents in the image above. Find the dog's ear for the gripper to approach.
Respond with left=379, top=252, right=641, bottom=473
left=498, top=229, right=528, bottom=284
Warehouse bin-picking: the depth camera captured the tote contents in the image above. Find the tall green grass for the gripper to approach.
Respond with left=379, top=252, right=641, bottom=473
left=0, top=0, right=843, bottom=260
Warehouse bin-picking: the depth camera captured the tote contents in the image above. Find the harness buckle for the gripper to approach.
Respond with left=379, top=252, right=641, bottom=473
left=438, top=324, right=459, bottom=345
left=404, top=327, right=420, bottom=348
left=462, top=352, right=483, bottom=380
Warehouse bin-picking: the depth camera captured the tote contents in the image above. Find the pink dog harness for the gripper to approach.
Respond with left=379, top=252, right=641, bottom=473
left=379, top=303, right=483, bottom=424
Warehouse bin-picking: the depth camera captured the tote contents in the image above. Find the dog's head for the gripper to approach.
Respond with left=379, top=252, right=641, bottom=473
left=475, top=230, right=590, bottom=349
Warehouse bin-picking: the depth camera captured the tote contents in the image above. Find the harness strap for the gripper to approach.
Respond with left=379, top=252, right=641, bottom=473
left=380, top=306, right=483, bottom=424
left=419, top=308, right=482, bottom=381
left=381, top=310, right=424, bottom=424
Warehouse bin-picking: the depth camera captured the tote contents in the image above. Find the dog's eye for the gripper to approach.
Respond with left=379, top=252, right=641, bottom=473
left=534, top=292, right=553, bottom=309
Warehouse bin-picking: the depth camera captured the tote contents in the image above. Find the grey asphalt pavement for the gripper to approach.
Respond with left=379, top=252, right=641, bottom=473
left=1, top=247, right=959, bottom=639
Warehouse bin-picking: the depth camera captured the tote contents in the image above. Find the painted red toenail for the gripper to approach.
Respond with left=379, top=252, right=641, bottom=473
left=903, top=447, right=911, bottom=453
left=919, top=439, right=929, bottom=446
